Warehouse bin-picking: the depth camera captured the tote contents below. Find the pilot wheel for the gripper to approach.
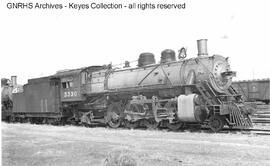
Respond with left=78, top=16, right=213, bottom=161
left=125, top=120, right=139, bottom=129
left=144, top=118, right=159, bottom=130
left=209, top=115, right=224, bottom=132
left=166, top=121, right=183, bottom=131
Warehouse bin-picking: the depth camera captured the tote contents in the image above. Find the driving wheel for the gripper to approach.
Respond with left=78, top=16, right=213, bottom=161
left=125, top=120, right=139, bottom=129
left=166, top=121, right=183, bottom=131
left=209, top=115, right=224, bottom=132
left=144, top=119, right=159, bottom=130
left=106, top=102, right=123, bottom=128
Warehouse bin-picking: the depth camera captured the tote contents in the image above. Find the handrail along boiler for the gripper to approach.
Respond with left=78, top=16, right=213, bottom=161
left=9, top=39, right=253, bottom=132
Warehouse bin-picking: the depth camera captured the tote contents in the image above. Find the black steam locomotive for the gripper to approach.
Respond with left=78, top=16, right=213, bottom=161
left=2, top=39, right=254, bottom=132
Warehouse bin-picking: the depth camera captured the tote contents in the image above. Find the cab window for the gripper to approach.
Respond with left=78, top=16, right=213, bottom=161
left=62, top=81, right=73, bottom=89
left=81, top=72, right=87, bottom=85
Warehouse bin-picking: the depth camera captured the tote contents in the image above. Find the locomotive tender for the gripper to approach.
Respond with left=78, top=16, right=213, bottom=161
left=8, top=39, right=253, bottom=132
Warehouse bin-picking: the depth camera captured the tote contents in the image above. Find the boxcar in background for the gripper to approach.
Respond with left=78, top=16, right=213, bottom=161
left=232, top=79, right=270, bottom=104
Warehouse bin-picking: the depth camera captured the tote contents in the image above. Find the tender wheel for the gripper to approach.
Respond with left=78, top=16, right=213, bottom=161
left=144, top=119, right=159, bottom=130
left=106, top=103, right=123, bottom=128
left=209, top=115, right=224, bottom=132
left=166, top=121, right=183, bottom=131
left=10, top=115, right=15, bottom=122
left=125, top=120, right=139, bottom=129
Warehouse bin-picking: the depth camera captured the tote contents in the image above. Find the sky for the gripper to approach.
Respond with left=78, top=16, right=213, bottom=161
left=1, top=0, right=270, bottom=84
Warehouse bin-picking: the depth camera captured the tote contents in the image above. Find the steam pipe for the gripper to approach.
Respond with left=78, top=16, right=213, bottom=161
left=11, top=76, right=17, bottom=86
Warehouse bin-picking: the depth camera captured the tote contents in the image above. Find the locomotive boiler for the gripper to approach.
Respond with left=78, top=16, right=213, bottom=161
left=107, top=40, right=232, bottom=94
left=8, top=39, right=254, bottom=132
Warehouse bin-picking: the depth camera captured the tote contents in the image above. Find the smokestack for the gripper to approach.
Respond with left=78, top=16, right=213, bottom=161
left=11, top=76, right=17, bottom=86
left=197, top=39, right=208, bottom=57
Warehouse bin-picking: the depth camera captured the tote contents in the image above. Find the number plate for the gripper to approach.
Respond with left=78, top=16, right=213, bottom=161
left=64, top=91, right=78, bottom=98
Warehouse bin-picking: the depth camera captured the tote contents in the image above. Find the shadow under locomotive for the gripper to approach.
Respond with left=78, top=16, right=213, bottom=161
left=3, top=39, right=255, bottom=132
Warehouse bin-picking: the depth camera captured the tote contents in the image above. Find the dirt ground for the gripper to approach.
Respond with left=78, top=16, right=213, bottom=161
left=2, top=122, right=270, bottom=166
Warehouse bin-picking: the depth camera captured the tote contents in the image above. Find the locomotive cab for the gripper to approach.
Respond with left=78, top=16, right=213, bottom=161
left=54, top=69, right=85, bottom=102
left=80, top=65, right=110, bottom=95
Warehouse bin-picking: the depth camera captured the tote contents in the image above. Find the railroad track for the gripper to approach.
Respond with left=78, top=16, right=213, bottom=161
left=4, top=120, right=270, bottom=136
left=239, top=128, right=270, bottom=136
left=177, top=125, right=270, bottom=135
left=251, top=104, right=270, bottom=124
left=216, top=128, right=270, bottom=136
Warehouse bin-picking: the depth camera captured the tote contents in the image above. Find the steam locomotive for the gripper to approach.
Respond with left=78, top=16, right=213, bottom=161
left=1, top=76, right=23, bottom=120
left=3, top=39, right=254, bottom=132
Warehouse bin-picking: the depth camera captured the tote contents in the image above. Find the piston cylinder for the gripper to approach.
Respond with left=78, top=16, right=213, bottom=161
left=197, top=39, right=208, bottom=57
left=177, top=94, right=207, bottom=122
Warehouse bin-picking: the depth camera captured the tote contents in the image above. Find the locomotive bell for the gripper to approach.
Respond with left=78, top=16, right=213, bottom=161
left=197, top=39, right=208, bottom=57
left=124, top=61, right=130, bottom=68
